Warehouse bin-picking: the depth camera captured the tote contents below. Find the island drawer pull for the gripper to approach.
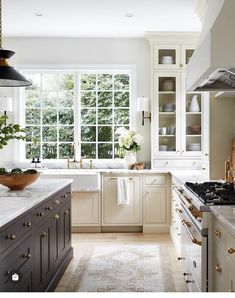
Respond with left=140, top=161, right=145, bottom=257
left=215, top=264, right=222, bottom=273
left=23, top=253, right=32, bottom=259
left=37, top=212, right=44, bottom=217
left=54, top=214, right=59, bottom=220
left=24, top=222, right=32, bottom=227
left=7, top=234, right=16, bottom=240
left=215, top=230, right=221, bottom=238
left=228, top=248, right=235, bottom=254
left=54, top=200, right=60, bottom=205
left=65, top=210, right=70, bottom=215
left=42, top=232, right=48, bottom=238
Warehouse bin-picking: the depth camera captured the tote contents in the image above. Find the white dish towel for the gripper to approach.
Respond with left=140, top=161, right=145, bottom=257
left=117, top=177, right=129, bottom=206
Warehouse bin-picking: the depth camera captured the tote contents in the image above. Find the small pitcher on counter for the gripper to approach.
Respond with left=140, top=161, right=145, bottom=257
left=187, top=95, right=200, bottom=112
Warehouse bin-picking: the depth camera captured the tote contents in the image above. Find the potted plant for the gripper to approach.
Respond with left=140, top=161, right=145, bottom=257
left=117, top=128, right=144, bottom=169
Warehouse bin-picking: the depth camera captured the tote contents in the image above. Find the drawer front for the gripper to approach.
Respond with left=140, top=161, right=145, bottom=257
left=145, top=175, right=166, bottom=185
left=213, top=219, right=226, bottom=252
left=153, top=159, right=201, bottom=169
left=33, top=200, right=53, bottom=225
left=0, top=235, right=33, bottom=291
left=0, top=213, right=32, bottom=254
left=226, top=232, right=235, bottom=262
left=51, top=187, right=71, bottom=209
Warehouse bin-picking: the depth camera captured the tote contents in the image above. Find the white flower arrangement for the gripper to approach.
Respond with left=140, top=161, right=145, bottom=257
left=116, top=127, right=144, bottom=152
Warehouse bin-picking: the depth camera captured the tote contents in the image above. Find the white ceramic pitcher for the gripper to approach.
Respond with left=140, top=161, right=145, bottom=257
left=187, top=95, right=200, bottom=112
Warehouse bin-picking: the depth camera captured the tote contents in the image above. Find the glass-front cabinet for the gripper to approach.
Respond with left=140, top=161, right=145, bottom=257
left=153, top=72, right=209, bottom=159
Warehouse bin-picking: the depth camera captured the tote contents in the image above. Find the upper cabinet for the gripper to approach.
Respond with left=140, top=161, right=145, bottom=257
left=153, top=44, right=196, bottom=70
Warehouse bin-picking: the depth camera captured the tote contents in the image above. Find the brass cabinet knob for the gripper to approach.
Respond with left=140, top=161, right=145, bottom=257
left=24, top=222, right=32, bottom=227
left=42, top=232, right=48, bottom=238
left=23, top=253, right=31, bottom=259
left=185, top=280, right=192, bottom=284
left=37, top=212, right=44, bottom=217
left=54, top=200, right=60, bottom=205
left=215, top=230, right=221, bottom=237
left=228, top=248, right=235, bottom=254
left=54, top=214, right=59, bottom=220
left=65, top=210, right=70, bottom=215
left=63, top=194, right=68, bottom=199
left=46, top=206, right=52, bottom=211
left=177, top=257, right=184, bottom=261
left=215, top=264, right=222, bottom=273
left=183, top=272, right=189, bottom=276
left=7, top=234, right=16, bottom=240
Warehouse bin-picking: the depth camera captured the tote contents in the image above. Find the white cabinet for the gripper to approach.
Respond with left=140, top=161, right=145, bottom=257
left=71, top=192, right=101, bottom=232
left=102, top=175, right=142, bottom=227
left=211, top=216, right=235, bottom=292
left=143, top=174, right=171, bottom=233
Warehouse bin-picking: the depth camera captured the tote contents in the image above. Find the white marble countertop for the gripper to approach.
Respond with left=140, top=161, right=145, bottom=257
left=210, top=205, right=235, bottom=236
left=0, top=178, right=72, bottom=228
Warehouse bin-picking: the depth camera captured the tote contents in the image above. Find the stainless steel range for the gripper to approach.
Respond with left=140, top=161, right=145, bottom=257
left=172, top=180, right=235, bottom=292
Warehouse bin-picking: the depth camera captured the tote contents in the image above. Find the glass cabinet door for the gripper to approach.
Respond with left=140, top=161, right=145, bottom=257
left=180, top=45, right=196, bottom=69
left=153, top=45, right=180, bottom=69
left=154, top=72, right=181, bottom=155
left=181, top=73, right=203, bottom=156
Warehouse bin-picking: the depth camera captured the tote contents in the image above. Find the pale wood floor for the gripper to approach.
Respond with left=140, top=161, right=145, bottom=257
left=56, top=233, right=187, bottom=292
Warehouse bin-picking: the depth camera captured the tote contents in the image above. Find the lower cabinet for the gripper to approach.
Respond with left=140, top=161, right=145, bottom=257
left=143, top=174, right=171, bottom=233
left=211, top=215, right=235, bottom=292
left=71, top=192, right=101, bottom=232
left=0, top=185, right=73, bottom=292
left=102, top=175, right=142, bottom=227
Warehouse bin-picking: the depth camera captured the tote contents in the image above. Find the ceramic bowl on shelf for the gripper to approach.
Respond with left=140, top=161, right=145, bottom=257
left=187, top=125, right=201, bottom=134
left=162, top=103, right=175, bottom=112
left=159, top=145, right=168, bottom=151
left=160, top=56, right=174, bottom=64
left=187, top=143, right=201, bottom=151
left=161, top=79, right=175, bottom=91
left=0, top=173, right=40, bottom=190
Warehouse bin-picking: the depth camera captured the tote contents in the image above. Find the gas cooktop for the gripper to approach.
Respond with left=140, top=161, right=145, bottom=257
left=185, top=181, right=235, bottom=205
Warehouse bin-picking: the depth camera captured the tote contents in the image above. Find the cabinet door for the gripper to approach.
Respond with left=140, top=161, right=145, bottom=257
left=51, top=209, right=61, bottom=270
left=102, top=176, right=142, bottom=225
left=180, top=45, right=196, bottom=69
left=34, top=219, right=52, bottom=291
left=180, top=72, right=209, bottom=158
left=144, top=186, right=166, bottom=224
left=72, top=192, right=100, bottom=225
left=153, top=72, right=181, bottom=157
left=59, top=202, right=71, bottom=258
left=153, top=45, right=180, bottom=69
left=212, top=247, right=226, bottom=292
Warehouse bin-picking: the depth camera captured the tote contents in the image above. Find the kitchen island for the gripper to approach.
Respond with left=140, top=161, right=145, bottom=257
left=0, top=179, right=73, bottom=292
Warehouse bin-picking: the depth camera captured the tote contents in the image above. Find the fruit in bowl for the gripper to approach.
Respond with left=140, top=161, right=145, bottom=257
left=0, top=168, right=40, bottom=190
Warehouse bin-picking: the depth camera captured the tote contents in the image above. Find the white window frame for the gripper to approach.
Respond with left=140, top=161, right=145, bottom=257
left=15, top=65, right=137, bottom=163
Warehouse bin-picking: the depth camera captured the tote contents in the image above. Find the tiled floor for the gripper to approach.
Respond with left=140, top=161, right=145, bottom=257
left=56, top=233, right=187, bottom=292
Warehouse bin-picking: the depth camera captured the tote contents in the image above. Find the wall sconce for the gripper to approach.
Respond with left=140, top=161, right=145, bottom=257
left=0, top=97, right=13, bottom=124
left=137, top=96, right=151, bottom=126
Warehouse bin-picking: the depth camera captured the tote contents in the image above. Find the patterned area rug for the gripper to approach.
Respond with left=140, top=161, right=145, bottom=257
left=66, top=244, right=176, bottom=292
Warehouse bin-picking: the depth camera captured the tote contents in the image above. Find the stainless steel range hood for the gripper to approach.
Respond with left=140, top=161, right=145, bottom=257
left=186, top=0, right=235, bottom=91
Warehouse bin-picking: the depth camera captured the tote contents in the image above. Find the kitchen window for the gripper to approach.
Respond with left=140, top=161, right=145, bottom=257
left=21, top=68, right=132, bottom=161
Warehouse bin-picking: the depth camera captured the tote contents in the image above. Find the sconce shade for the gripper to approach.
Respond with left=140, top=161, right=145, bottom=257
left=0, top=96, right=12, bottom=112
left=137, top=96, right=150, bottom=112
left=0, top=49, right=31, bottom=87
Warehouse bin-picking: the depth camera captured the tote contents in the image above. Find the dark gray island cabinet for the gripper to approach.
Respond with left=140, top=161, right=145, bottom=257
left=0, top=179, right=73, bottom=292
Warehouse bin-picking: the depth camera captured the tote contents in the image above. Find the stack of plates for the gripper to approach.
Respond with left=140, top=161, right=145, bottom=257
left=160, top=56, right=174, bottom=64
left=187, top=143, right=201, bottom=151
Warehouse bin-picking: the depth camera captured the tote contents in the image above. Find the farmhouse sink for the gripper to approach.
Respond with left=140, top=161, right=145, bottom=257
left=41, top=169, right=100, bottom=191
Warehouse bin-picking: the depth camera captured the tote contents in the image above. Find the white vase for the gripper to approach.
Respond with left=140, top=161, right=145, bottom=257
left=124, top=151, right=137, bottom=169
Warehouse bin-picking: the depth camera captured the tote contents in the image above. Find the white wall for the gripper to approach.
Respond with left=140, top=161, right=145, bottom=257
left=1, top=37, right=151, bottom=165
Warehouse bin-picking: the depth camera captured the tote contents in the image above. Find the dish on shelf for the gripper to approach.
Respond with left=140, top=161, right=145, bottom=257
left=162, top=103, right=175, bottom=112
left=187, top=125, right=201, bottom=134
left=187, top=143, right=201, bottom=151
left=161, top=79, right=175, bottom=91
left=160, top=56, right=174, bottom=64
left=159, top=145, right=168, bottom=151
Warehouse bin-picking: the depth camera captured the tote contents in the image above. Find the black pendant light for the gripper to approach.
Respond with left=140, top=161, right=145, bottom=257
left=0, top=0, right=31, bottom=87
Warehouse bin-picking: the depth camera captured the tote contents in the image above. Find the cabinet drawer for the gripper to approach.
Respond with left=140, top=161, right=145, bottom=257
left=0, top=213, right=32, bottom=254
left=213, top=219, right=226, bottom=252
left=0, top=235, right=33, bottom=291
left=144, top=175, right=166, bottom=185
left=226, top=232, right=235, bottom=262
left=33, top=199, right=53, bottom=225
left=153, top=159, right=201, bottom=169
left=51, top=187, right=71, bottom=209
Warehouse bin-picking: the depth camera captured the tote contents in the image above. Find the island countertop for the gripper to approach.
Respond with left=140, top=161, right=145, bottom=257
left=0, top=178, right=73, bottom=228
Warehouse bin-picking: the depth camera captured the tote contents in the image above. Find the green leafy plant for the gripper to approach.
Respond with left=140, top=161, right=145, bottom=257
left=0, top=115, right=26, bottom=149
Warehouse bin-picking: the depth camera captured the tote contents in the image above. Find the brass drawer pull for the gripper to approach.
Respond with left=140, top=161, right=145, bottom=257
left=7, top=234, right=16, bottom=240
left=37, top=212, right=44, bottom=217
left=54, top=214, right=59, bottom=220
left=46, top=206, right=52, bottom=211
left=54, top=200, right=60, bottom=205
left=65, top=210, right=70, bottom=215
left=215, top=264, right=222, bottom=273
left=228, top=248, right=235, bottom=254
left=42, top=232, right=48, bottom=238
left=215, top=230, right=221, bottom=237
left=63, top=194, right=68, bottom=199
left=183, top=272, right=189, bottom=276
left=23, top=253, right=31, bottom=259
left=24, top=222, right=32, bottom=227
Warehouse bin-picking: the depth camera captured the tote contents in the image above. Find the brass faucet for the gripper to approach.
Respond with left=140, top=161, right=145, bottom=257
left=89, top=159, right=93, bottom=169
left=67, top=158, right=83, bottom=169
left=79, top=158, right=83, bottom=169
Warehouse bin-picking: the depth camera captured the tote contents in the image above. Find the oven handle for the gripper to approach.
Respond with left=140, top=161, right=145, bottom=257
left=172, top=186, right=192, bottom=209
left=183, top=220, right=202, bottom=246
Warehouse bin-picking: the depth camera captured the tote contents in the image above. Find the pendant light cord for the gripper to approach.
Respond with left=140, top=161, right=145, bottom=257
left=0, top=0, right=2, bottom=49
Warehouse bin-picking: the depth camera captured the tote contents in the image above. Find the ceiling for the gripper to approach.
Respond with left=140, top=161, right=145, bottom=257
left=3, top=0, right=201, bottom=38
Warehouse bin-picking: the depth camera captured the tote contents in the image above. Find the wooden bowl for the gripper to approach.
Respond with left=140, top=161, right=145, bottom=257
left=0, top=173, right=40, bottom=190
